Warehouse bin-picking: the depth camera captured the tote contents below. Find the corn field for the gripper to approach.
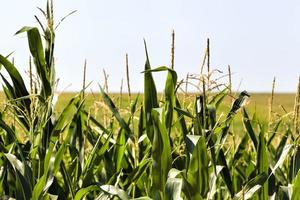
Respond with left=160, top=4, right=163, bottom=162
left=0, top=1, right=300, bottom=200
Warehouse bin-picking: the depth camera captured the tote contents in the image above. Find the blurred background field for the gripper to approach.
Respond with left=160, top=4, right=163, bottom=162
left=51, top=92, right=296, bottom=132
left=0, top=91, right=295, bottom=139
left=54, top=92, right=295, bottom=112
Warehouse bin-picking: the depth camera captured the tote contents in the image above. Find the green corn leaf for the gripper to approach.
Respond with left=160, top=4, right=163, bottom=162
left=82, top=132, right=112, bottom=180
left=0, top=74, right=16, bottom=100
left=206, top=122, right=233, bottom=195
left=165, top=178, right=183, bottom=200
left=16, top=26, right=52, bottom=98
left=5, top=151, right=33, bottom=199
left=233, top=172, right=268, bottom=200
left=164, top=67, right=177, bottom=131
left=52, top=94, right=82, bottom=136
left=257, top=129, right=269, bottom=200
left=186, top=135, right=209, bottom=198
left=290, top=146, right=300, bottom=182
left=185, top=135, right=200, bottom=155
left=0, top=55, right=31, bottom=118
left=83, top=110, right=110, bottom=135
left=0, top=55, right=29, bottom=98
left=59, top=159, right=75, bottom=198
left=143, top=66, right=177, bottom=131
left=125, top=158, right=151, bottom=185
left=192, top=95, right=203, bottom=136
left=143, top=40, right=158, bottom=142
left=14, top=170, right=31, bottom=200
left=151, top=108, right=172, bottom=197
left=174, top=107, right=194, bottom=119
left=292, top=171, right=300, bottom=200
left=100, top=85, right=132, bottom=138
left=242, top=108, right=258, bottom=149
left=209, top=87, right=228, bottom=110
left=218, top=150, right=235, bottom=197
left=4, top=153, right=25, bottom=176
left=99, top=185, right=130, bottom=200
left=207, top=105, right=216, bottom=129
left=231, top=133, right=249, bottom=166
left=130, top=93, right=140, bottom=114
left=53, top=143, right=67, bottom=175
left=138, top=105, right=144, bottom=138
left=65, top=107, right=87, bottom=172
left=32, top=175, right=48, bottom=200
left=207, top=165, right=224, bottom=199
left=74, top=185, right=100, bottom=200
left=275, top=131, right=289, bottom=161
left=0, top=52, right=14, bottom=70
left=175, top=97, right=189, bottom=140
left=114, top=128, right=126, bottom=172
left=44, top=26, right=55, bottom=71
left=271, top=144, right=293, bottom=175
left=31, top=141, right=56, bottom=199
left=267, top=119, right=282, bottom=146
left=0, top=117, right=17, bottom=142
left=279, top=185, right=292, bottom=199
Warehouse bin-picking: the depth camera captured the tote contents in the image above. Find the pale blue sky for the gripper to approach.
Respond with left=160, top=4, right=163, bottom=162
left=0, top=0, right=299, bottom=92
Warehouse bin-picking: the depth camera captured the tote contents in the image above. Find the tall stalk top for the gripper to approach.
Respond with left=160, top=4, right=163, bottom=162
left=47, top=0, right=54, bottom=30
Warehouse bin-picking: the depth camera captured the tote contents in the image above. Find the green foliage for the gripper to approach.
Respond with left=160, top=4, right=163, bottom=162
left=0, top=1, right=299, bottom=199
